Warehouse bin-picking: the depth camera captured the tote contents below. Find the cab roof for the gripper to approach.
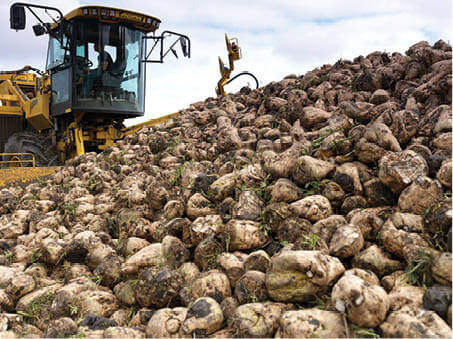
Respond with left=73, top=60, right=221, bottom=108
left=62, top=6, right=161, bottom=33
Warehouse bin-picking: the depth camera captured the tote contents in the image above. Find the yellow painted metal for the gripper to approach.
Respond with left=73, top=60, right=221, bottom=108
left=97, top=125, right=121, bottom=150
left=71, top=113, right=86, bottom=156
left=0, top=79, right=28, bottom=108
left=56, top=6, right=161, bottom=33
left=0, top=107, right=22, bottom=115
left=67, top=122, right=86, bottom=156
left=9, top=155, right=21, bottom=167
left=0, top=94, right=22, bottom=102
left=0, top=72, right=36, bottom=87
left=0, top=16, right=184, bottom=164
left=121, top=111, right=180, bottom=137
left=216, top=34, right=242, bottom=96
left=0, top=72, right=52, bottom=131
left=24, top=93, right=52, bottom=130
left=0, top=153, right=36, bottom=167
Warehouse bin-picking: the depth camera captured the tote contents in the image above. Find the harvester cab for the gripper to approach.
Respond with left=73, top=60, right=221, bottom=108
left=1, top=2, right=190, bottom=168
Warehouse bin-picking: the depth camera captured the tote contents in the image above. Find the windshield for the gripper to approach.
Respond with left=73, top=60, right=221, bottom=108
left=73, top=20, right=145, bottom=114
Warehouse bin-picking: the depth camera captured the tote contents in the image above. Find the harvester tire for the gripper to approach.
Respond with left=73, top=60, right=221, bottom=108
left=2, top=131, right=59, bottom=167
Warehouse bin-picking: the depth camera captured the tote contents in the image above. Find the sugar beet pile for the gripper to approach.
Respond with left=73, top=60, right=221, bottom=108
left=0, top=40, right=452, bottom=338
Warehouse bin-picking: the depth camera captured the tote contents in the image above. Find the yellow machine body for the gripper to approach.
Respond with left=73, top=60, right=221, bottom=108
left=0, top=3, right=188, bottom=175
left=0, top=65, right=180, bottom=165
left=0, top=71, right=52, bottom=131
left=61, top=6, right=161, bottom=33
left=216, top=34, right=242, bottom=96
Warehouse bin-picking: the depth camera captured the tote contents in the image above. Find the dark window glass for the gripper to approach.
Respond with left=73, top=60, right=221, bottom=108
left=46, top=34, right=69, bottom=70
left=51, top=68, right=71, bottom=104
left=73, top=20, right=145, bottom=114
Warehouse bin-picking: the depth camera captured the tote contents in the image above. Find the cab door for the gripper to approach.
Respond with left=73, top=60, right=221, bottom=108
left=46, top=32, right=73, bottom=116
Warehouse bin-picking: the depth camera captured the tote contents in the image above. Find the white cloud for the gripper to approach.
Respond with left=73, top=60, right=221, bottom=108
left=0, top=0, right=450, bottom=125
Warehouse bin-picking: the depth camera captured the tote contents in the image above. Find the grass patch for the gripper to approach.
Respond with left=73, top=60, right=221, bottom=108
left=350, top=325, right=380, bottom=338
left=29, top=249, right=42, bottom=264
left=167, top=137, right=182, bottom=152
left=404, top=248, right=435, bottom=287
left=310, top=128, right=334, bottom=153
left=63, top=202, right=78, bottom=217
left=301, top=234, right=320, bottom=250
left=302, top=179, right=326, bottom=196
left=296, top=295, right=329, bottom=310
left=240, top=174, right=273, bottom=202
left=17, top=290, right=55, bottom=323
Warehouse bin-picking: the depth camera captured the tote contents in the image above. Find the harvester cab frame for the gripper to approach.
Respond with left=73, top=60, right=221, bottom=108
left=2, top=2, right=190, bottom=165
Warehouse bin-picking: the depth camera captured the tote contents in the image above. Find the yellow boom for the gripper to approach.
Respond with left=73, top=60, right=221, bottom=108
left=216, top=34, right=242, bottom=96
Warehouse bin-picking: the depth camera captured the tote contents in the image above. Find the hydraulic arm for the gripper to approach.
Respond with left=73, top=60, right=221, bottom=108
left=216, top=34, right=259, bottom=96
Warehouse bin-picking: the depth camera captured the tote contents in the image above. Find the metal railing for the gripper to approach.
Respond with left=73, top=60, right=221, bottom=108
left=0, top=153, right=36, bottom=167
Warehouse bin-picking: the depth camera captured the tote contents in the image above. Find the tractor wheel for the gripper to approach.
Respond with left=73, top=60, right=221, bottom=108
left=2, top=131, right=59, bottom=167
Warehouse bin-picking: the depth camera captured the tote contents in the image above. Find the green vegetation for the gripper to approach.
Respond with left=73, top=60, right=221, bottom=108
left=248, top=288, right=259, bottom=303
left=87, top=176, right=101, bottom=193
left=90, top=273, right=103, bottom=285
left=296, top=295, right=329, bottom=310
left=155, top=224, right=165, bottom=242
left=319, top=74, right=329, bottom=82
left=69, top=304, right=79, bottom=316
left=301, top=234, right=320, bottom=250
left=63, top=202, right=78, bottom=217
left=221, top=231, right=231, bottom=253
left=428, top=229, right=448, bottom=252
left=310, top=128, right=334, bottom=153
left=257, top=213, right=272, bottom=236
left=29, top=248, right=42, bottom=264
left=127, top=305, right=138, bottom=321
left=37, top=176, right=47, bottom=187
left=350, top=325, right=381, bottom=338
left=240, top=174, right=273, bottom=202
left=302, top=179, right=326, bottom=196
left=167, top=136, right=182, bottom=152
left=171, top=162, right=186, bottom=187
left=329, top=136, right=351, bottom=153
left=17, top=291, right=55, bottom=322
left=404, top=248, right=435, bottom=287
left=305, top=295, right=327, bottom=310
left=3, top=250, right=13, bottom=264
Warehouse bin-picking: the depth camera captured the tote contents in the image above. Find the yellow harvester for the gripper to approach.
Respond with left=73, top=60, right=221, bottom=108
left=1, top=2, right=191, bottom=167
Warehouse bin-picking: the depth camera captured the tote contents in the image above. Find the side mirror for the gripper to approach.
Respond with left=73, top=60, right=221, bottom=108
left=180, top=37, right=188, bottom=57
left=10, top=4, right=26, bottom=30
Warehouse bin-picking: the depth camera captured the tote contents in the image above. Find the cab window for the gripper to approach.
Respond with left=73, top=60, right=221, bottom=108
left=46, top=33, right=69, bottom=70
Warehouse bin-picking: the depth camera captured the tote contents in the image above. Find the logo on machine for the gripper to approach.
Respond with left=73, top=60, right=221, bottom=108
left=119, top=12, right=143, bottom=23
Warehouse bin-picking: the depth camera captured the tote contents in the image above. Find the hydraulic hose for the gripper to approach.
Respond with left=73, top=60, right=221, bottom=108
left=225, top=71, right=259, bottom=89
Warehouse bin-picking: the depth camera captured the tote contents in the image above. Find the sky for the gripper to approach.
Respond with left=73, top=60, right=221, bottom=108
left=0, top=0, right=451, bottom=125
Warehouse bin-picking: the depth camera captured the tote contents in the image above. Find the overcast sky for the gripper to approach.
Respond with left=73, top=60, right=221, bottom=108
left=0, top=0, right=451, bottom=124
